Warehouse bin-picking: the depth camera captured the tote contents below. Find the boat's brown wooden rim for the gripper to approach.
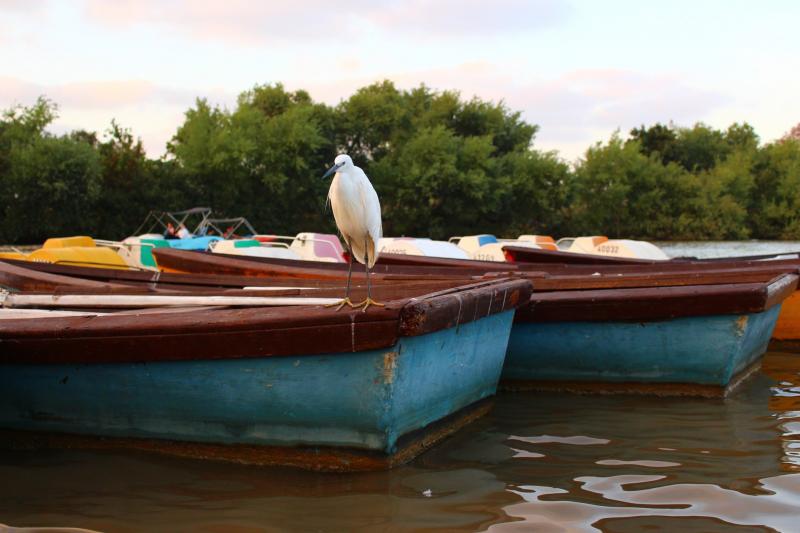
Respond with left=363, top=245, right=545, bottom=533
left=516, top=273, right=798, bottom=323
left=0, top=278, right=530, bottom=364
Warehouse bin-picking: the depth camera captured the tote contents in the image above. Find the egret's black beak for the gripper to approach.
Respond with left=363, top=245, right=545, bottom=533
left=322, top=162, right=344, bottom=179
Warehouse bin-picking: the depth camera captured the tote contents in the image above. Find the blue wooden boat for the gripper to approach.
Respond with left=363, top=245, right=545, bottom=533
left=503, top=274, right=798, bottom=396
left=0, top=279, right=530, bottom=471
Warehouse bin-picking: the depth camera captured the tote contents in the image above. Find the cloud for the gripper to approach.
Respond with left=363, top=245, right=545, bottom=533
left=83, top=0, right=371, bottom=45
left=508, top=69, right=724, bottom=143
left=54, top=80, right=191, bottom=108
left=0, top=0, right=47, bottom=13
left=0, top=0, right=49, bottom=46
left=82, top=0, right=568, bottom=45
left=0, top=76, right=214, bottom=110
left=53, top=107, right=186, bottom=156
left=0, top=77, right=41, bottom=105
left=366, top=0, right=569, bottom=36
left=0, top=76, right=236, bottom=155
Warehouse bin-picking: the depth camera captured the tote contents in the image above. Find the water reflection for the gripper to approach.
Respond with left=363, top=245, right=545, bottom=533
left=0, top=449, right=518, bottom=532
left=763, top=352, right=800, bottom=473
left=494, top=472, right=800, bottom=532
left=476, top=352, right=800, bottom=531
left=1, top=351, right=800, bottom=532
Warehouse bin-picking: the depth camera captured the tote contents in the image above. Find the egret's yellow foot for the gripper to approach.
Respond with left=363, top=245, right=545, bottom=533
left=353, top=298, right=385, bottom=312
left=325, top=297, right=357, bottom=311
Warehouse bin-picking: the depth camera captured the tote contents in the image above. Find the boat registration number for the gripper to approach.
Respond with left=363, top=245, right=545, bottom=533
left=597, top=245, right=619, bottom=254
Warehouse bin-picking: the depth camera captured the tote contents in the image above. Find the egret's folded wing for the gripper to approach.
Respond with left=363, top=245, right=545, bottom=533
left=358, top=178, right=382, bottom=242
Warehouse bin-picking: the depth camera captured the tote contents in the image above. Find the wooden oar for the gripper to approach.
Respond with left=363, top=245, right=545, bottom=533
left=0, top=308, right=110, bottom=319
left=0, top=293, right=340, bottom=309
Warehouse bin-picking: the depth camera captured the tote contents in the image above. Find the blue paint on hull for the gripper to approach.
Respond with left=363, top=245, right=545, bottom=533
left=0, top=311, right=514, bottom=455
left=167, top=236, right=222, bottom=250
left=504, top=306, right=781, bottom=387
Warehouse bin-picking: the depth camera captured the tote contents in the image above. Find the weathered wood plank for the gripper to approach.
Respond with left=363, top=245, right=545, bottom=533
left=2, top=293, right=341, bottom=308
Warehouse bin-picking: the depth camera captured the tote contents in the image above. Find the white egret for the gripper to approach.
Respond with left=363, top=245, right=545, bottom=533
left=322, top=154, right=384, bottom=311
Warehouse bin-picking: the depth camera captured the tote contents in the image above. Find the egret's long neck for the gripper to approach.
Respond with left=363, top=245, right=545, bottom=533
left=329, top=168, right=350, bottom=199
left=333, top=167, right=354, bottom=188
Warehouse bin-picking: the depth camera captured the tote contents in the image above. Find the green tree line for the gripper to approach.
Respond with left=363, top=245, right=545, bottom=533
left=1, top=81, right=799, bottom=244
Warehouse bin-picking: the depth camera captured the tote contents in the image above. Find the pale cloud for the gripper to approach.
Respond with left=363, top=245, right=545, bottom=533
left=508, top=69, right=723, bottom=141
left=54, top=107, right=186, bottom=155
left=0, top=0, right=47, bottom=47
left=0, top=77, right=41, bottom=105
left=0, top=0, right=47, bottom=12
left=81, top=0, right=568, bottom=45
left=0, top=76, right=214, bottom=110
left=0, top=76, right=234, bottom=155
left=54, top=80, right=190, bottom=108
left=336, top=57, right=363, bottom=72
left=83, top=0, right=371, bottom=45
left=366, top=0, right=569, bottom=36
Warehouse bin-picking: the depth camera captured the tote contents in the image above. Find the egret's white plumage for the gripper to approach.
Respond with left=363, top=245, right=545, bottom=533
left=326, top=154, right=382, bottom=268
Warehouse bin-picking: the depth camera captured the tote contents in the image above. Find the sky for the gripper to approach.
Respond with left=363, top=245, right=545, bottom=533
left=1, top=0, right=798, bottom=161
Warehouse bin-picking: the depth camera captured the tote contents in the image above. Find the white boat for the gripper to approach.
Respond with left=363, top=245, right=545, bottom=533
left=378, top=237, right=468, bottom=259
left=449, top=235, right=554, bottom=262
left=556, top=236, right=669, bottom=260
left=211, top=233, right=345, bottom=263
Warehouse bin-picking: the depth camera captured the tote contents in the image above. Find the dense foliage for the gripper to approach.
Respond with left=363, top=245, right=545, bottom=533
left=1, top=83, right=799, bottom=244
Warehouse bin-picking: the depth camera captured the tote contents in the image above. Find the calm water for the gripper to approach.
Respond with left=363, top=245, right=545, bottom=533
left=4, top=242, right=800, bottom=532
left=658, top=240, right=800, bottom=259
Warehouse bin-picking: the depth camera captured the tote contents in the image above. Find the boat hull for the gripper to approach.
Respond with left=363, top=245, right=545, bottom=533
left=0, top=310, right=514, bottom=471
left=503, top=305, right=782, bottom=396
left=772, top=291, right=800, bottom=341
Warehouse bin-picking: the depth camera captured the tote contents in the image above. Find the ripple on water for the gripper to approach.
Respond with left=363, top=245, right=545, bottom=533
left=489, top=473, right=800, bottom=532
left=779, top=421, right=800, bottom=436
left=508, top=435, right=611, bottom=446
left=770, top=386, right=800, bottom=397
left=595, top=459, right=681, bottom=468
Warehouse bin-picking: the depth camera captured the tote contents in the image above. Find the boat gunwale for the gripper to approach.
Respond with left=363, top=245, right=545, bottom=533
left=502, top=244, right=662, bottom=264
left=382, top=245, right=800, bottom=273
left=154, top=248, right=496, bottom=279
left=0, top=258, right=477, bottom=289
left=517, top=273, right=799, bottom=323
left=152, top=247, right=800, bottom=281
left=7, top=256, right=800, bottom=294
left=0, top=278, right=532, bottom=364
